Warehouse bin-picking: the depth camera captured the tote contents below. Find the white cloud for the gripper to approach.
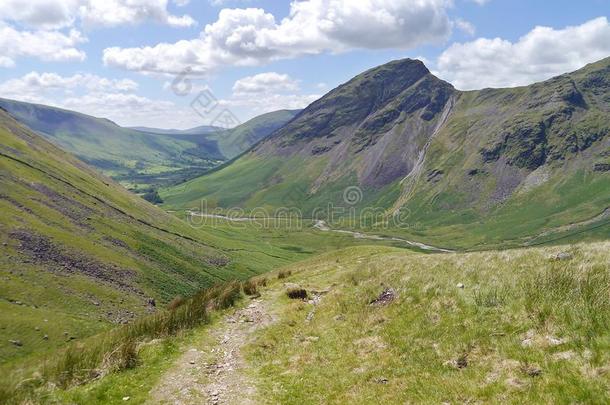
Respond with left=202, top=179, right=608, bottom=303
left=455, top=18, right=475, bottom=36
left=232, top=72, right=299, bottom=95
left=224, top=92, right=319, bottom=118
left=103, top=0, right=452, bottom=75
left=0, top=0, right=196, bottom=30
left=0, top=71, right=202, bottom=128
left=224, top=72, right=319, bottom=118
left=79, top=0, right=196, bottom=28
left=0, top=69, right=318, bottom=128
left=61, top=92, right=181, bottom=126
left=470, top=0, right=490, bottom=4
left=0, top=0, right=78, bottom=30
left=0, top=23, right=86, bottom=66
left=0, top=72, right=138, bottom=98
left=0, top=0, right=197, bottom=67
left=0, top=56, right=15, bottom=68
left=436, top=17, right=610, bottom=90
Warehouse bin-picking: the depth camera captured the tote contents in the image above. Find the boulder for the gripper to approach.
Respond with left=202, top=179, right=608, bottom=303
left=550, top=252, right=573, bottom=261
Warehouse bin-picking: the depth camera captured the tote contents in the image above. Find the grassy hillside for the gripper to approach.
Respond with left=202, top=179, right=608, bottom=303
left=35, top=241, right=610, bottom=404
left=207, top=109, right=300, bottom=159
left=1, top=108, right=376, bottom=368
left=161, top=58, right=610, bottom=249
left=0, top=99, right=299, bottom=190
left=0, top=98, right=224, bottom=188
left=244, top=241, right=610, bottom=404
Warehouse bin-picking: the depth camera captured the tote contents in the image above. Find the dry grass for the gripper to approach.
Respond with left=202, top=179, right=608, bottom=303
left=243, top=280, right=259, bottom=296
left=167, top=295, right=186, bottom=311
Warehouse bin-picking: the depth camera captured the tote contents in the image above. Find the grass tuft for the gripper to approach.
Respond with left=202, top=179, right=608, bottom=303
left=523, top=263, right=610, bottom=336
left=167, top=296, right=186, bottom=311
left=278, top=270, right=292, bottom=279
left=286, top=288, right=308, bottom=300
left=243, top=280, right=260, bottom=296
left=473, top=287, right=506, bottom=308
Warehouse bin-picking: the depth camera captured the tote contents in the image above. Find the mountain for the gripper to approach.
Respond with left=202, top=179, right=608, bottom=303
left=161, top=58, right=610, bottom=249
left=130, top=125, right=222, bottom=135
left=0, top=108, right=310, bottom=364
left=134, top=109, right=301, bottom=160
left=207, top=109, right=301, bottom=159
left=0, top=98, right=224, bottom=188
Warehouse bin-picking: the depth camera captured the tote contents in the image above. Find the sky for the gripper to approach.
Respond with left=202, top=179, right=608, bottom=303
left=0, top=0, right=609, bottom=129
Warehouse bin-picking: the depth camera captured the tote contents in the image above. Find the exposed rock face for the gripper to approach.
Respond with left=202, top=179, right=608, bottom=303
left=481, top=119, right=548, bottom=170
left=256, top=59, right=457, bottom=189
left=369, top=288, right=397, bottom=306
left=250, top=57, right=608, bottom=207
left=10, top=230, right=140, bottom=294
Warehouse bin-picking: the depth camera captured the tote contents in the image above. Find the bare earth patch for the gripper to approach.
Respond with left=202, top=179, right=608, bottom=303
left=148, top=297, right=275, bottom=404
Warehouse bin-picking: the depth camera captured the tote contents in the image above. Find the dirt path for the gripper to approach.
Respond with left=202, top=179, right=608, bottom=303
left=187, top=212, right=453, bottom=253
left=313, top=220, right=453, bottom=252
left=148, top=297, right=275, bottom=405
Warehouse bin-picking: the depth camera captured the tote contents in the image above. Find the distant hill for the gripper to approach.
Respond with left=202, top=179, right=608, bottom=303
left=129, top=125, right=222, bottom=135
left=132, top=109, right=300, bottom=159
left=208, top=109, right=300, bottom=159
left=162, top=58, right=610, bottom=249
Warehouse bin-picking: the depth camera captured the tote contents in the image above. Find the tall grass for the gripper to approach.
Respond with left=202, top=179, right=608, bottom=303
left=243, top=277, right=267, bottom=296
left=522, top=263, right=610, bottom=337
left=1, top=280, right=245, bottom=404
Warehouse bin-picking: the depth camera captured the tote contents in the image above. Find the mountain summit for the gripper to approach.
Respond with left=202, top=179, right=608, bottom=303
left=257, top=59, right=455, bottom=188
left=162, top=57, right=610, bottom=248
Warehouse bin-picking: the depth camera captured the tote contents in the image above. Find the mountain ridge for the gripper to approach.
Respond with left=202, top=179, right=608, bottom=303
left=129, top=125, right=222, bottom=135
left=162, top=57, right=610, bottom=248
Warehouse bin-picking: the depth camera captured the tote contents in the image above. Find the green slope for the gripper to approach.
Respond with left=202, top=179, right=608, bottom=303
left=0, top=98, right=224, bottom=188
left=245, top=241, right=610, bottom=404
left=207, top=109, right=300, bottom=158
left=162, top=58, right=610, bottom=249
left=51, top=240, right=610, bottom=404
left=0, top=108, right=331, bottom=366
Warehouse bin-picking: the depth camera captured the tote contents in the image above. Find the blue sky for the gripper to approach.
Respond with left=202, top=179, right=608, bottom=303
left=0, top=0, right=608, bottom=129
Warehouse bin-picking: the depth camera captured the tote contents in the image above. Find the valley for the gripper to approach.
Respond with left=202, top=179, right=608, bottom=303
left=0, top=49, right=608, bottom=405
left=0, top=99, right=298, bottom=192
left=0, top=109, right=390, bottom=368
